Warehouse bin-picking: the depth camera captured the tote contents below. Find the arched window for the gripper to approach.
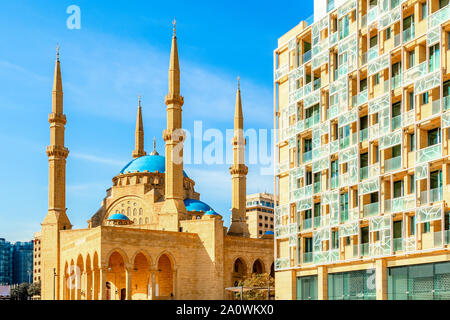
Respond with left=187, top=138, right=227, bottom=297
left=145, top=217, right=149, bottom=224
left=139, top=218, right=142, bottom=224
left=133, top=208, right=137, bottom=216
left=139, top=208, right=143, bottom=215
left=127, top=207, right=131, bottom=215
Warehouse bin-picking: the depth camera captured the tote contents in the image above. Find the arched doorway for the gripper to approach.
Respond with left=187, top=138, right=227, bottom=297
left=85, top=254, right=92, bottom=300
left=232, top=258, right=247, bottom=286
left=132, top=252, right=150, bottom=300
left=106, top=251, right=126, bottom=300
left=92, top=252, right=100, bottom=300
left=156, top=254, right=174, bottom=299
left=252, top=259, right=265, bottom=275
left=75, top=255, right=84, bottom=300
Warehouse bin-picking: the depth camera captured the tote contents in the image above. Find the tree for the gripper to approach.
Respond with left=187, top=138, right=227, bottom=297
left=236, top=273, right=275, bottom=300
left=28, top=281, right=41, bottom=298
left=10, top=283, right=30, bottom=300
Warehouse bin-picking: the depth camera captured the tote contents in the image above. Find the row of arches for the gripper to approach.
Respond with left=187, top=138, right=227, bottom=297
left=63, top=250, right=175, bottom=300
left=232, top=257, right=274, bottom=286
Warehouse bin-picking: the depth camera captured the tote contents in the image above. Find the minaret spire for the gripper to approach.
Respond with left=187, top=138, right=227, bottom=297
left=41, top=48, right=71, bottom=300
left=160, top=20, right=187, bottom=225
left=132, top=96, right=147, bottom=158
left=228, top=78, right=249, bottom=237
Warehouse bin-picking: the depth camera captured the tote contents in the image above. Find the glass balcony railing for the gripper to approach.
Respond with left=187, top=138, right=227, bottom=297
left=430, top=187, right=443, bottom=203
left=303, top=252, right=313, bottom=263
left=360, top=128, right=368, bottom=142
left=305, top=114, right=320, bottom=129
left=384, top=156, right=401, bottom=172
left=393, top=238, right=403, bottom=252
left=314, top=181, right=321, bottom=194
left=420, top=190, right=428, bottom=205
left=303, top=50, right=312, bottom=64
left=303, top=150, right=313, bottom=163
left=303, top=218, right=312, bottom=230
left=360, top=166, right=369, bottom=180
left=444, top=96, right=450, bottom=111
left=392, top=115, right=402, bottom=130
left=360, top=243, right=370, bottom=256
left=313, top=78, right=321, bottom=91
left=331, top=176, right=339, bottom=189
left=445, top=230, right=450, bottom=245
left=416, top=144, right=442, bottom=164
left=432, top=99, right=441, bottom=115
left=403, top=25, right=415, bottom=43
left=368, top=45, right=378, bottom=61
left=392, top=74, right=402, bottom=89
left=363, top=202, right=379, bottom=217
left=314, top=216, right=321, bottom=228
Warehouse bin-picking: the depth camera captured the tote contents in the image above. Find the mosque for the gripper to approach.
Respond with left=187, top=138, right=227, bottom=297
left=38, top=25, right=274, bottom=300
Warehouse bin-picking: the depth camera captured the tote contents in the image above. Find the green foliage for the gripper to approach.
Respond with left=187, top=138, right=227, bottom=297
left=10, top=283, right=30, bottom=300
left=235, top=273, right=275, bottom=300
left=28, top=281, right=41, bottom=297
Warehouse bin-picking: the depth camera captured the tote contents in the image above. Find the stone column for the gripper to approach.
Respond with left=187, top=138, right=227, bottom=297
left=150, top=267, right=157, bottom=300
left=172, top=268, right=178, bottom=299
left=99, top=268, right=107, bottom=300
left=375, top=259, right=387, bottom=300
left=125, top=268, right=132, bottom=300
left=317, top=266, right=328, bottom=300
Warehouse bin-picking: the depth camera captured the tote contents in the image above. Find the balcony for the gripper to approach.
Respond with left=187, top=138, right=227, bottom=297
left=363, top=202, right=379, bottom=217
left=392, top=74, right=402, bottom=89
left=368, top=45, right=378, bottom=62
left=360, top=128, right=369, bottom=142
left=303, top=150, right=312, bottom=163
left=305, top=114, right=320, bottom=129
left=391, top=115, right=402, bottom=130
left=360, top=243, right=370, bottom=257
left=302, top=218, right=313, bottom=231
left=313, top=78, right=321, bottom=91
left=432, top=99, right=441, bottom=115
left=430, top=187, right=443, bottom=203
left=314, top=181, right=321, bottom=194
left=445, top=230, right=450, bottom=245
left=331, top=176, right=339, bottom=189
left=393, top=238, right=403, bottom=252
left=444, top=96, right=450, bottom=111
left=422, top=231, right=443, bottom=250
left=403, top=25, right=415, bottom=43
left=303, top=50, right=312, bottom=64
left=384, top=156, right=401, bottom=172
left=416, top=144, right=442, bottom=164
left=303, top=252, right=313, bottom=263
left=352, top=89, right=368, bottom=107
left=314, top=216, right=321, bottom=228
left=360, top=166, right=368, bottom=180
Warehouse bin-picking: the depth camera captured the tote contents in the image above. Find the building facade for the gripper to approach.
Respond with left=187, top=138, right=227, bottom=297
left=33, top=232, right=41, bottom=284
left=0, top=239, right=12, bottom=285
left=274, top=0, right=450, bottom=299
left=246, top=193, right=276, bottom=238
left=38, top=26, right=273, bottom=300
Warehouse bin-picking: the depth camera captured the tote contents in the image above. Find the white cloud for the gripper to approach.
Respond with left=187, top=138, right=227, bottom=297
left=71, top=152, right=126, bottom=166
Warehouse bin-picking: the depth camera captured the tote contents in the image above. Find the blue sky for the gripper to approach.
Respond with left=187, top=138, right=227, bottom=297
left=0, top=0, right=313, bottom=241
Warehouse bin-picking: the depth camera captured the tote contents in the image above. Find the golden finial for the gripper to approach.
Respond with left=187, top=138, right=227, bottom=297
left=172, top=18, right=176, bottom=36
left=138, top=95, right=142, bottom=107
left=153, top=137, right=156, bottom=151
left=237, top=76, right=240, bottom=90
left=56, top=43, right=60, bottom=61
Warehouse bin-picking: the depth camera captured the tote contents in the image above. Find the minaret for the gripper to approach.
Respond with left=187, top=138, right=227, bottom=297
left=228, top=78, right=249, bottom=237
left=160, top=19, right=187, bottom=226
left=41, top=46, right=72, bottom=300
left=132, top=96, right=147, bottom=158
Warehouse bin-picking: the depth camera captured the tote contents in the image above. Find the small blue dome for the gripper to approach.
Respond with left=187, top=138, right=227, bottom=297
left=184, top=199, right=212, bottom=212
left=204, top=210, right=219, bottom=216
left=264, top=231, right=274, bottom=235
left=108, top=214, right=130, bottom=221
left=120, top=155, right=188, bottom=177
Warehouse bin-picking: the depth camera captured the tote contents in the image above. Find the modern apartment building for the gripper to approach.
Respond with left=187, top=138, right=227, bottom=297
left=0, top=239, right=33, bottom=285
left=274, top=0, right=450, bottom=300
left=246, top=193, right=276, bottom=238
left=0, top=239, right=13, bottom=285
left=33, top=232, right=41, bottom=284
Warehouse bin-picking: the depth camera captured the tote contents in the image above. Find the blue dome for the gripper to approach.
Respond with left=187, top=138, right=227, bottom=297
left=108, top=214, right=130, bottom=221
left=184, top=199, right=212, bottom=213
left=120, top=155, right=188, bottom=177
left=204, top=210, right=219, bottom=216
left=264, top=230, right=274, bottom=235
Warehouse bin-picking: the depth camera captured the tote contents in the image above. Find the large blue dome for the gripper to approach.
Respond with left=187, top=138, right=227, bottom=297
left=108, top=213, right=130, bottom=221
left=120, top=155, right=188, bottom=177
left=184, top=199, right=212, bottom=212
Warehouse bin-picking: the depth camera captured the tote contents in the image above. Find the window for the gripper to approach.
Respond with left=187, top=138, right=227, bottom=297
left=345, top=236, right=351, bottom=246
left=410, top=174, right=415, bottom=194
left=340, top=193, right=349, bottom=222
left=409, top=216, right=415, bottom=235
left=440, top=0, right=449, bottom=9
left=360, top=78, right=368, bottom=91
left=393, top=221, right=402, bottom=239
left=327, top=0, right=335, bottom=12
left=409, top=133, right=415, bottom=151
left=408, top=50, right=415, bottom=69
left=393, top=181, right=404, bottom=198
left=429, top=44, right=440, bottom=72
left=422, top=92, right=429, bottom=104
left=409, top=92, right=415, bottom=110
left=375, top=145, right=379, bottom=163
left=386, top=27, right=391, bottom=40
left=374, top=73, right=380, bottom=85
left=370, top=35, right=378, bottom=48
left=331, top=231, right=339, bottom=249
left=306, top=171, right=313, bottom=185
left=339, top=15, right=350, bottom=40
left=423, top=222, right=430, bottom=233
left=421, top=2, right=427, bottom=20
left=428, top=128, right=441, bottom=146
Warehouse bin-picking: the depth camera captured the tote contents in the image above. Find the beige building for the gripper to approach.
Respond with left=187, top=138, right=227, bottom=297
left=274, top=0, right=450, bottom=300
left=33, top=232, right=41, bottom=284
left=246, top=193, right=276, bottom=238
left=38, top=26, right=273, bottom=300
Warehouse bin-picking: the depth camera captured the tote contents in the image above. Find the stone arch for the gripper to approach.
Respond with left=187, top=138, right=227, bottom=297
left=106, top=250, right=127, bottom=300
left=104, top=248, right=129, bottom=266
left=156, top=252, right=175, bottom=299
left=69, top=259, right=76, bottom=300
left=231, top=257, right=248, bottom=286
left=252, top=259, right=265, bottom=275
left=76, top=255, right=84, bottom=300
left=63, top=261, right=70, bottom=300
left=131, top=251, right=151, bottom=300
left=92, top=251, right=100, bottom=300
left=85, top=254, right=93, bottom=300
